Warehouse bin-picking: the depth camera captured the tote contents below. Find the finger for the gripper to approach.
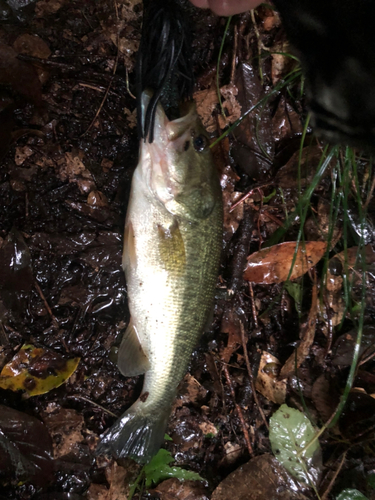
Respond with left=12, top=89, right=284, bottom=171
left=191, top=0, right=261, bottom=16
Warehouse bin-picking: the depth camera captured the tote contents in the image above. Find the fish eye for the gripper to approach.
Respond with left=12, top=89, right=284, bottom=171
left=192, top=134, right=209, bottom=152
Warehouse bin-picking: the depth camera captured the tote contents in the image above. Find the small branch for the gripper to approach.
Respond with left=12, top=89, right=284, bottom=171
left=34, top=280, right=59, bottom=330
left=223, top=364, right=253, bottom=455
left=320, top=451, right=347, bottom=500
left=240, top=322, right=268, bottom=429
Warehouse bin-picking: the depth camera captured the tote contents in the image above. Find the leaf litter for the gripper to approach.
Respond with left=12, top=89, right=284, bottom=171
left=0, top=1, right=374, bottom=499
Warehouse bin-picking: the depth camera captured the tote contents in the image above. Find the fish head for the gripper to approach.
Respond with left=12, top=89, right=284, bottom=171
left=139, top=91, right=220, bottom=221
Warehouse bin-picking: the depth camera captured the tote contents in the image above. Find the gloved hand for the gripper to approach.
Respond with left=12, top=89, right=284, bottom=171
left=189, top=0, right=262, bottom=16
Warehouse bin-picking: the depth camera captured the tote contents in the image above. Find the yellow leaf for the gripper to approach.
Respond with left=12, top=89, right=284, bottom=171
left=0, top=344, right=80, bottom=396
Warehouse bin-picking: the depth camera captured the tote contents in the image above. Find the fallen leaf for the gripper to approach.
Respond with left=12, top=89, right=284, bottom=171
left=280, top=282, right=318, bottom=378
left=154, top=477, right=210, bottom=500
left=311, top=374, right=340, bottom=424
left=269, top=404, right=322, bottom=486
left=0, top=41, right=43, bottom=107
left=324, top=245, right=375, bottom=328
left=244, top=241, right=327, bottom=284
left=42, top=407, right=85, bottom=459
left=255, top=351, right=286, bottom=404
left=0, top=344, right=80, bottom=396
left=271, top=41, right=293, bottom=85
left=211, top=453, right=309, bottom=500
left=275, top=145, right=332, bottom=189
left=57, top=150, right=96, bottom=194
left=105, top=460, right=139, bottom=500
left=332, top=326, right=375, bottom=367
left=35, top=0, right=65, bottom=17
left=13, top=34, right=51, bottom=84
left=0, top=405, right=53, bottom=487
left=272, top=96, right=303, bottom=143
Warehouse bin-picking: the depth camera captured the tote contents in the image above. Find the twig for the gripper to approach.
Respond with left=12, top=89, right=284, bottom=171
left=81, top=0, right=120, bottom=137
left=223, top=364, right=253, bottom=455
left=230, top=24, right=238, bottom=84
left=67, top=394, right=118, bottom=417
left=229, top=184, right=270, bottom=213
left=126, top=67, right=136, bottom=99
left=34, top=280, right=59, bottom=330
left=320, top=451, right=347, bottom=500
left=248, top=283, right=258, bottom=329
left=240, top=322, right=268, bottom=429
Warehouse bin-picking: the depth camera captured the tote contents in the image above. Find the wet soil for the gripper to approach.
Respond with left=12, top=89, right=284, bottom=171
left=0, top=1, right=375, bottom=499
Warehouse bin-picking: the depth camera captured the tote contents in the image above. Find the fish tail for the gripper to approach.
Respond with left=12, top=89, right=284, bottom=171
left=96, top=401, right=169, bottom=463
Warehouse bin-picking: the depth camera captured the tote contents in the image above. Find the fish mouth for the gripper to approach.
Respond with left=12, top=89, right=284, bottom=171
left=141, top=90, right=196, bottom=146
left=140, top=90, right=196, bottom=204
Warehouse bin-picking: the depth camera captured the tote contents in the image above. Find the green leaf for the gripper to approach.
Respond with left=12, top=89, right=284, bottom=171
left=336, top=489, right=368, bottom=500
left=143, top=449, right=203, bottom=488
left=262, top=189, right=276, bottom=203
left=367, top=472, right=375, bottom=490
left=269, top=404, right=322, bottom=486
left=284, top=281, right=303, bottom=315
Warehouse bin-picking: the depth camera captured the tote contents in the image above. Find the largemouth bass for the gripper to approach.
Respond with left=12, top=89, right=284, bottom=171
left=97, top=91, right=223, bottom=463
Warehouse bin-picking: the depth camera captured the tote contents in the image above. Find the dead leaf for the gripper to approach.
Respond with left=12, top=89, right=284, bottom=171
left=275, top=145, right=332, bottom=189
left=333, top=244, right=375, bottom=268
left=87, top=190, right=109, bottom=207
left=304, top=198, right=342, bottom=248
left=177, top=373, right=208, bottom=406
left=271, top=41, right=292, bottom=85
left=15, top=145, right=34, bottom=166
left=324, top=245, right=375, bottom=328
left=212, top=138, right=244, bottom=242
left=35, top=0, right=65, bottom=17
left=232, top=62, right=275, bottom=179
left=262, top=9, right=281, bottom=31
left=272, top=96, right=303, bottom=142
left=56, top=151, right=96, bottom=194
left=244, top=241, right=327, bottom=284
left=42, top=407, right=85, bottom=459
left=13, top=34, right=51, bottom=84
left=211, top=454, right=309, bottom=500
left=332, top=326, right=375, bottom=367
left=0, top=41, right=43, bottom=107
left=220, top=304, right=243, bottom=363
left=194, top=84, right=241, bottom=134
left=311, top=374, right=340, bottom=425
left=255, top=351, right=286, bottom=404
left=279, top=282, right=318, bottom=378
left=222, top=441, right=242, bottom=465
left=154, top=477, right=210, bottom=500
left=0, top=405, right=54, bottom=487
left=0, top=344, right=80, bottom=396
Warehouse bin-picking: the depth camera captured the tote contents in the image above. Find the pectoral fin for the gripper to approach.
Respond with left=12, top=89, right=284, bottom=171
left=123, top=221, right=136, bottom=271
left=117, top=320, right=150, bottom=377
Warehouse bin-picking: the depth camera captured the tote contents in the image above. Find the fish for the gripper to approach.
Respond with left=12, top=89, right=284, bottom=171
left=97, top=90, right=223, bottom=463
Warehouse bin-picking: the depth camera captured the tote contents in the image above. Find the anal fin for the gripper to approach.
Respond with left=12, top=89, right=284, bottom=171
left=117, top=320, right=150, bottom=377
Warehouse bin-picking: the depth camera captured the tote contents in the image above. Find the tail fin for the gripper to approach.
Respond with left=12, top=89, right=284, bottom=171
left=136, top=0, right=194, bottom=142
left=96, top=401, right=169, bottom=463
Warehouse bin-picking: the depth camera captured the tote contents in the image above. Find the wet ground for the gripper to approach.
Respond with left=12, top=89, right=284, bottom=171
left=1, top=0, right=375, bottom=499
